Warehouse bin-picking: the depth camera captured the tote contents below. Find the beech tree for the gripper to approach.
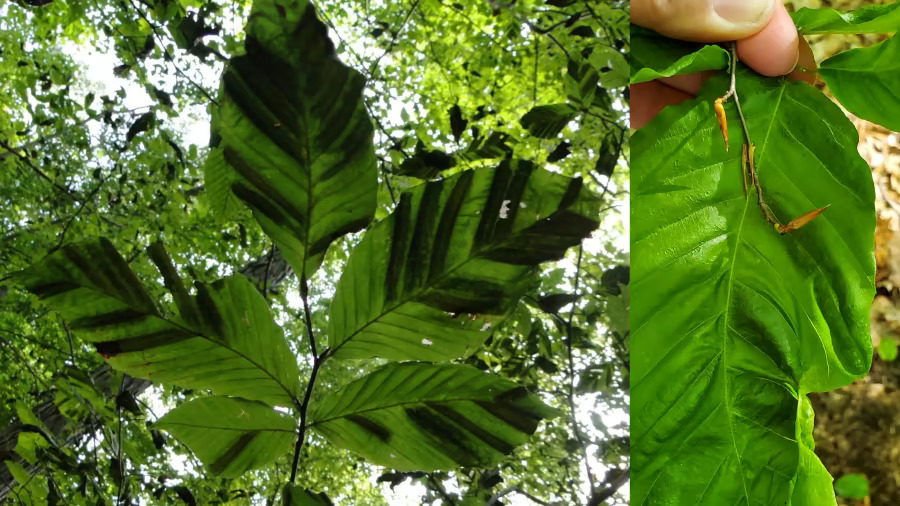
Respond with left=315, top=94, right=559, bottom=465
left=0, top=0, right=628, bottom=504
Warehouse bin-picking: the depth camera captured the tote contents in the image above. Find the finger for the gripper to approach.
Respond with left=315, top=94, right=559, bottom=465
left=631, top=80, right=696, bottom=129
left=736, top=3, right=800, bottom=76
left=632, top=0, right=776, bottom=42
left=657, top=71, right=716, bottom=96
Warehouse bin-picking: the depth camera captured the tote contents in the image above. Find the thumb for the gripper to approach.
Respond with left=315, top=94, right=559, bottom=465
left=632, top=0, right=776, bottom=42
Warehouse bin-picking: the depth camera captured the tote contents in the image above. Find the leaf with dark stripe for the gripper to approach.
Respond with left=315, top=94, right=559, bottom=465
left=155, top=396, right=295, bottom=478
left=328, top=161, right=600, bottom=361
left=281, top=484, right=333, bottom=506
left=14, top=239, right=303, bottom=407
left=308, top=363, right=558, bottom=471
left=211, top=0, right=376, bottom=280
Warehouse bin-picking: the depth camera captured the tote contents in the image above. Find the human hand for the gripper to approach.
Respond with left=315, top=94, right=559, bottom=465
left=631, top=0, right=816, bottom=129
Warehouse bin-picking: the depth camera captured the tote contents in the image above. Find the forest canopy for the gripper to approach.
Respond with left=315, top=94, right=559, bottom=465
left=0, top=0, right=628, bottom=504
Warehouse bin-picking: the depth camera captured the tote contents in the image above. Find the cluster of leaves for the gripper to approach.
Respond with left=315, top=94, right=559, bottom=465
left=1, top=0, right=628, bottom=504
left=631, top=2, right=899, bottom=504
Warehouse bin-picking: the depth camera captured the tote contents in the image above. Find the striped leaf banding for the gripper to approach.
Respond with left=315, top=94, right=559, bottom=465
left=14, top=238, right=303, bottom=408
left=211, top=0, right=376, bottom=280
left=308, top=362, right=558, bottom=471
left=155, top=396, right=295, bottom=478
left=328, top=161, right=601, bottom=361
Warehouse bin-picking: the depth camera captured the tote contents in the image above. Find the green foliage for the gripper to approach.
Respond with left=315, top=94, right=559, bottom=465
left=631, top=2, right=894, bottom=503
left=820, top=34, right=900, bottom=131
left=14, top=239, right=304, bottom=408
left=0, top=0, right=627, bottom=502
left=155, top=396, right=295, bottom=478
left=328, top=161, right=600, bottom=361
left=309, top=362, right=558, bottom=471
left=629, top=27, right=729, bottom=84
left=833, top=473, right=869, bottom=499
left=212, top=0, right=376, bottom=281
left=791, top=2, right=900, bottom=34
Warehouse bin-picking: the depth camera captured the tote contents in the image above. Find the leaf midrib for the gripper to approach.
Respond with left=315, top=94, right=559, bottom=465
left=328, top=216, right=548, bottom=357
left=717, top=82, right=787, bottom=502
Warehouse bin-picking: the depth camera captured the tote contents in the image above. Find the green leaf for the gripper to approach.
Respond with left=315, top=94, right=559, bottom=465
left=213, top=0, right=377, bottom=280
left=630, top=26, right=729, bottom=84
left=126, top=111, right=155, bottom=143
left=566, top=56, right=599, bottom=108
left=396, top=149, right=457, bottom=179
left=519, top=104, right=576, bottom=139
left=309, top=362, right=558, bottom=471
left=281, top=484, right=333, bottom=506
left=202, top=146, right=244, bottom=223
left=791, top=445, right=837, bottom=506
left=459, top=131, right=514, bottom=162
left=590, top=47, right=628, bottom=90
left=632, top=70, right=874, bottom=503
left=834, top=473, right=869, bottom=499
left=13, top=239, right=303, bottom=407
left=878, top=336, right=898, bottom=362
left=449, top=104, right=467, bottom=143
left=791, top=3, right=900, bottom=34
left=328, top=161, right=600, bottom=361
left=155, top=396, right=295, bottom=478
left=820, top=34, right=900, bottom=131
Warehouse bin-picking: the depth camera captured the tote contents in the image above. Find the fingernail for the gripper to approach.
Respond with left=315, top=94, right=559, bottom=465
left=714, top=0, right=771, bottom=23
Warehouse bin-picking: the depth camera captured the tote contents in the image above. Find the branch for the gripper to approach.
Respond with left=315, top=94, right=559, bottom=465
left=564, top=245, right=596, bottom=492
left=486, top=485, right=552, bottom=506
left=586, top=467, right=630, bottom=506
left=0, top=139, right=81, bottom=204
left=289, top=277, right=325, bottom=483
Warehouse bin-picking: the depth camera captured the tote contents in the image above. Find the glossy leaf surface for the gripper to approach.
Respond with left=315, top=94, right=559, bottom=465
left=791, top=3, right=900, bottom=34
left=328, top=161, right=600, bottom=361
left=632, top=69, right=874, bottom=504
left=309, top=362, right=557, bottom=471
left=212, top=0, right=376, bottom=279
left=155, top=396, right=295, bottom=478
left=820, top=34, right=900, bottom=131
left=630, top=26, right=728, bottom=84
left=14, top=239, right=303, bottom=407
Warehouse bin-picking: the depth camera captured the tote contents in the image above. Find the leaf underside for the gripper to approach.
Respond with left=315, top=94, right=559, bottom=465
left=156, top=396, right=295, bottom=478
left=632, top=69, right=874, bottom=504
left=212, top=0, right=377, bottom=280
left=14, top=239, right=303, bottom=407
left=328, top=160, right=601, bottom=361
left=309, top=362, right=558, bottom=471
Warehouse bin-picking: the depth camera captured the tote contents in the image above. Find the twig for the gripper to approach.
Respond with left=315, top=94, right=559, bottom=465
left=0, top=139, right=81, bottom=204
left=586, top=467, right=630, bottom=506
left=115, top=376, right=125, bottom=506
left=262, top=244, right=275, bottom=301
left=126, top=0, right=219, bottom=106
left=426, top=473, right=457, bottom=505
left=486, top=485, right=552, bottom=506
left=367, top=0, right=422, bottom=77
left=289, top=277, right=326, bottom=483
left=564, top=245, right=596, bottom=492
left=719, top=42, right=780, bottom=228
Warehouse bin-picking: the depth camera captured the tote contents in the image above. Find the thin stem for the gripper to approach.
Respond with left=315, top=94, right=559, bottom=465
left=289, top=277, right=326, bottom=483
left=0, top=139, right=81, bottom=204
left=725, top=43, right=751, bottom=146
left=564, top=245, right=596, bottom=493
left=721, top=42, right=781, bottom=228
left=262, top=244, right=275, bottom=301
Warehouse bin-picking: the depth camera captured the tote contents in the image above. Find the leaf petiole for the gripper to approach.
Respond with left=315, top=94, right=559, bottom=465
left=721, top=42, right=828, bottom=235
